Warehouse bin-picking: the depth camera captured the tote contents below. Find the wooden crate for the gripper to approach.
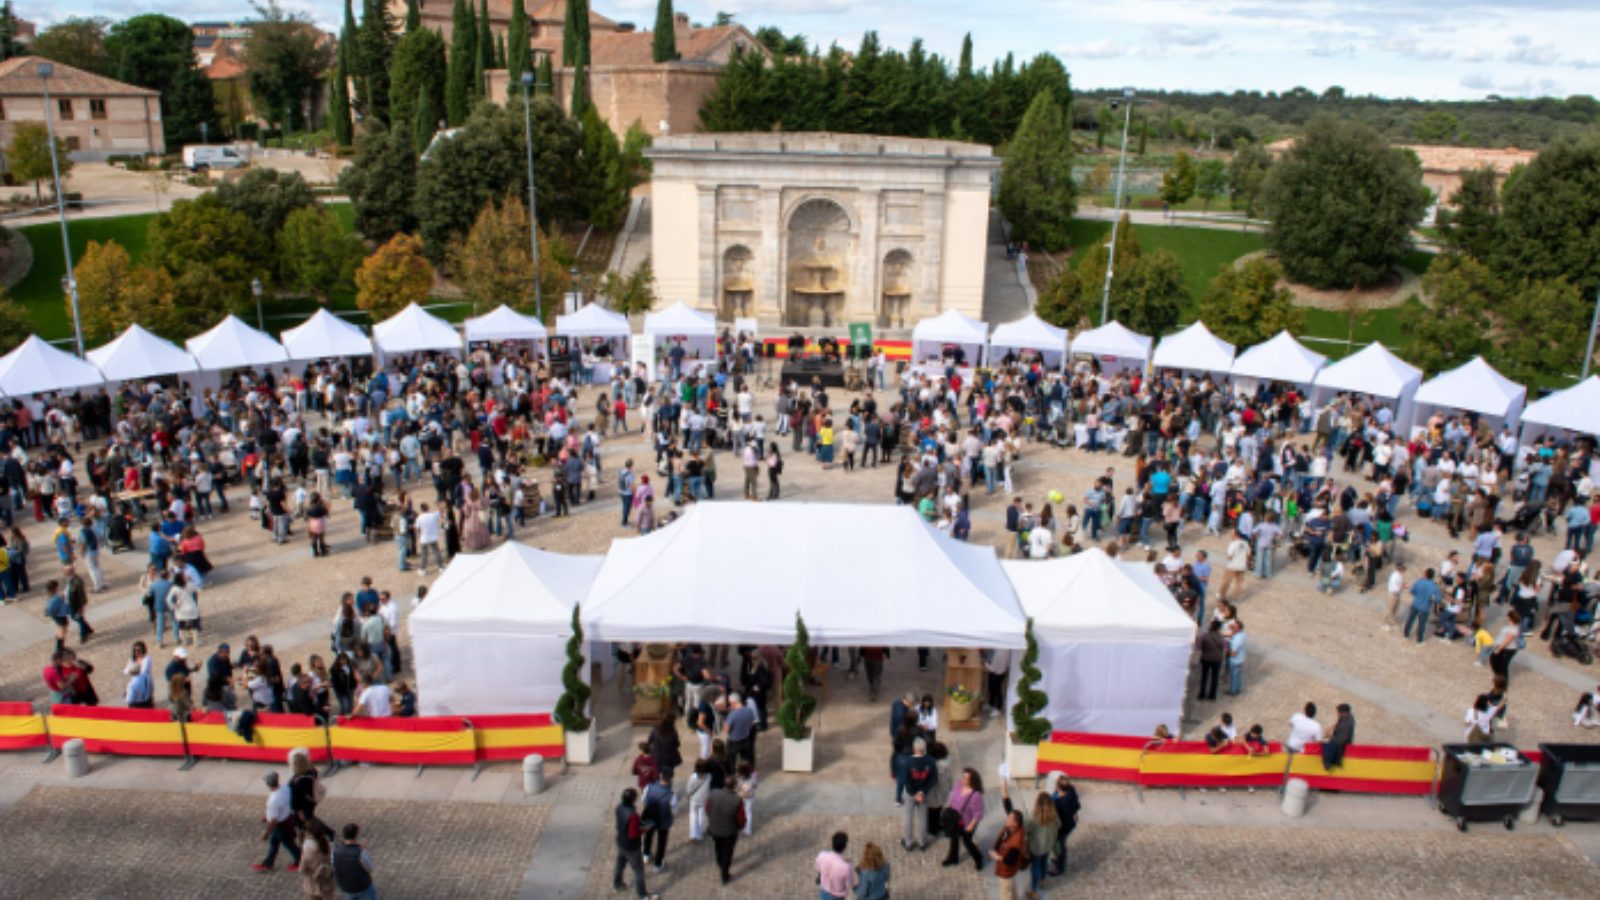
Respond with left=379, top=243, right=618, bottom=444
left=944, top=648, right=983, bottom=732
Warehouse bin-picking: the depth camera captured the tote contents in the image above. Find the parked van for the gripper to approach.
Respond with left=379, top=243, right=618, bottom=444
left=182, top=145, right=247, bottom=172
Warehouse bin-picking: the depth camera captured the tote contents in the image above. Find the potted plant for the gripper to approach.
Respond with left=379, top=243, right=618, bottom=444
left=778, top=612, right=818, bottom=773
left=554, top=606, right=595, bottom=764
left=630, top=680, right=672, bottom=719
left=1007, top=618, right=1051, bottom=782
left=945, top=683, right=979, bottom=722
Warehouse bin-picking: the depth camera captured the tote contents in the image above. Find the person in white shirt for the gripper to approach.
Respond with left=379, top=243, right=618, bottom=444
left=1384, top=563, right=1407, bottom=631
left=355, top=672, right=393, bottom=718
left=1286, top=702, right=1324, bottom=753
left=414, top=504, right=442, bottom=574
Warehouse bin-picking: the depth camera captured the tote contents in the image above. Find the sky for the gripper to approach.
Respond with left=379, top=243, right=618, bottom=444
left=35, top=0, right=1600, bottom=100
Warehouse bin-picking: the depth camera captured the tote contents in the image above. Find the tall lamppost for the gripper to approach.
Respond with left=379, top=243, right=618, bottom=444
left=38, top=63, right=84, bottom=357
left=252, top=278, right=265, bottom=331
left=521, top=69, right=551, bottom=320
left=1583, top=284, right=1600, bottom=382
left=1100, top=87, right=1137, bottom=325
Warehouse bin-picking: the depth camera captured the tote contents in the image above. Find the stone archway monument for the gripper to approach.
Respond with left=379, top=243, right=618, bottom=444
left=645, top=133, right=999, bottom=330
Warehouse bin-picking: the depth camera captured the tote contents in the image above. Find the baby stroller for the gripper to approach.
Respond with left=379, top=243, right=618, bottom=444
left=1550, top=618, right=1594, bottom=665
left=1286, top=532, right=1312, bottom=564
left=1496, top=503, right=1545, bottom=537
left=107, top=511, right=136, bottom=554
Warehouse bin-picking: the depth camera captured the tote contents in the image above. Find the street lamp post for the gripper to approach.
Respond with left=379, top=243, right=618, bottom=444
left=521, top=70, right=551, bottom=321
left=1583, top=284, right=1600, bottom=382
left=1100, top=87, right=1137, bottom=325
left=252, top=278, right=264, bottom=331
left=38, top=63, right=84, bottom=357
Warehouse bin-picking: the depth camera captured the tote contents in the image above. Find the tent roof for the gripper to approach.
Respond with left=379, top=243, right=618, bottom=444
left=185, top=315, right=290, bottom=370
left=0, top=335, right=105, bottom=396
left=1312, top=342, right=1422, bottom=399
left=280, top=309, right=374, bottom=361
left=1151, top=321, right=1236, bottom=374
left=1230, top=330, right=1326, bottom=385
left=372, top=303, right=462, bottom=354
left=1414, top=356, right=1526, bottom=420
left=642, top=302, right=716, bottom=336
left=1070, top=320, right=1151, bottom=360
left=911, top=308, right=989, bottom=346
left=86, top=324, right=199, bottom=380
left=1002, top=549, right=1197, bottom=644
left=464, top=305, right=548, bottom=342
left=1522, top=376, right=1600, bottom=437
left=584, top=503, right=1026, bottom=647
left=410, top=542, right=603, bottom=637
left=989, top=313, right=1069, bottom=352
left=556, top=302, right=631, bottom=338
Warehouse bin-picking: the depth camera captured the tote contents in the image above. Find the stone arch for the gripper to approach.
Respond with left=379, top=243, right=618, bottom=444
left=880, top=249, right=915, bottom=329
left=721, top=245, right=755, bottom=321
left=784, top=198, right=853, bottom=327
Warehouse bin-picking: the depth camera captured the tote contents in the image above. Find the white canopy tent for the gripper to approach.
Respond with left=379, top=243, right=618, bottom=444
left=87, top=324, right=200, bottom=384
left=1068, top=321, right=1151, bottom=378
left=464, top=304, right=549, bottom=344
left=411, top=543, right=605, bottom=716
left=372, top=303, right=462, bottom=361
left=1311, top=342, right=1423, bottom=436
left=186, top=315, right=291, bottom=371
left=1520, top=377, right=1600, bottom=446
left=281, top=309, right=374, bottom=361
left=1229, top=330, right=1326, bottom=391
left=0, top=335, right=105, bottom=396
left=584, top=503, right=1026, bottom=648
left=1413, top=356, right=1527, bottom=432
left=988, top=314, right=1070, bottom=370
left=909, top=309, right=988, bottom=371
left=556, top=302, right=630, bottom=339
left=1003, top=549, right=1196, bottom=736
left=1151, top=321, right=1236, bottom=378
left=640, top=302, right=717, bottom=377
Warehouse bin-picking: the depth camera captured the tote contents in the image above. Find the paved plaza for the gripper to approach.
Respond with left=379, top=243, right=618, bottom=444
left=2, top=379, right=1600, bottom=898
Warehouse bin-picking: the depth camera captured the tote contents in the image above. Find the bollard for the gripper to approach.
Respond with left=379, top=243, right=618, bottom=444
left=62, top=738, right=89, bottom=778
left=1519, top=788, right=1543, bottom=825
left=1281, top=777, right=1310, bottom=818
left=523, top=754, right=546, bottom=795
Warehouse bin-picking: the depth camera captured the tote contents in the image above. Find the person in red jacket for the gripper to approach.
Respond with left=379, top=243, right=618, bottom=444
left=611, top=788, right=659, bottom=900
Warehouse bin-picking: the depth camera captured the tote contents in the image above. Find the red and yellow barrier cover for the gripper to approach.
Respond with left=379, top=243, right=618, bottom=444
left=470, top=713, right=564, bottom=762
left=1288, top=744, right=1436, bottom=794
left=47, top=705, right=186, bottom=756
left=331, top=716, right=476, bottom=765
left=186, top=712, right=330, bottom=763
left=0, top=701, right=47, bottom=751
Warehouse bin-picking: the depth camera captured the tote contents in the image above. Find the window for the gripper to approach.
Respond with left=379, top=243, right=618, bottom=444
left=65, top=136, right=80, bottom=151
left=90, top=99, right=106, bottom=120
left=57, top=98, right=72, bottom=120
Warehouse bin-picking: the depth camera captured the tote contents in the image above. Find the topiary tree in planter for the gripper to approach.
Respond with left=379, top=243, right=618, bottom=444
left=1011, top=618, right=1051, bottom=744
left=553, top=605, right=591, bottom=732
left=777, top=612, right=817, bottom=741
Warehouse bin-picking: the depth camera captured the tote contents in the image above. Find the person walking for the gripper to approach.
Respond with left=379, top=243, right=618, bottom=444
left=641, top=767, right=677, bottom=872
left=1220, top=530, right=1249, bottom=602
left=1383, top=563, right=1407, bottom=631
left=611, top=788, right=660, bottom=900
left=1047, top=773, right=1080, bottom=876
left=299, top=819, right=339, bottom=900
left=1197, top=620, right=1226, bottom=702
left=1001, top=779, right=1060, bottom=900
left=1225, top=620, right=1247, bottom=696
left=706, top=781, right=743, bottom=884
left=988, top=809, right=1029, bottom=900
left=332, top=823, right=377, bottom=900
left=815, top=832, right=856, bottom=900
left=901, top=737, right=937, bottom=850
left=253, top=771, right=302, bottom=872
left=1404, top=568, right=1441, bottom=645
left=941, top=768, right=986, bottom=871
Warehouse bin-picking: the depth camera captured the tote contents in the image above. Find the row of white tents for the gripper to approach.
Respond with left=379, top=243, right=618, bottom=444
left=411, top=503, right=1194, bottom=737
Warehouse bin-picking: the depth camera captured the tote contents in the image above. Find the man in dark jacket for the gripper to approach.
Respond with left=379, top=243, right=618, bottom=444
left=1321, top=703, right=1356, bottom=770
left=1049, top=773, right=1081, bottom=875
left=332, top=823, right=376, bottom=899
left=706, top=783, right=743, bottom=884
left=611, top=788, right=659, bottom=899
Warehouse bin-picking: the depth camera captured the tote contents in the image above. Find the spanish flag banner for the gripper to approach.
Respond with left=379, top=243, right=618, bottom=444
left=47, top=705, right=187, bottom=757
left=331, top=716, right=477, bottom=766
left=470, top=713, right=564, bottom=763
left=0, top=701, right=47, bottom=751
left=1138, top=740, right=1288, bottom=788
left=186, top=712, right=330, bottom=763
left=1288, top=744, right=1437, bottom=795
left=1037, top=732, right=1146, bottom=783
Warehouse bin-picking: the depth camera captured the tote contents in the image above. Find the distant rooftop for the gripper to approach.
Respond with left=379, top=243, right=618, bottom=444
left=649, top=133, right=996, bottom=159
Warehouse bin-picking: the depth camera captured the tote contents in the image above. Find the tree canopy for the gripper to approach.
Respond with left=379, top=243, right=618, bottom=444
left=104, top=13, right=221, bottom=147
left=998, top=88, right=1076, bottom=251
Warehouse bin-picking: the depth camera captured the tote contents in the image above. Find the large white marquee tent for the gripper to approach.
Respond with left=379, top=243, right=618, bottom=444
left=185, top=315, right=290, bottom=370
left=1229, top=330, right=1326, bottom=389
left=1520, top=376, right=1600, bottom=445
left=0, top=336, right=105, bottom=396
left=639, top=303, right=717, bottom=376
left=1069, top=321, right=1151, bottom=378
left=87, top=324, right=199, bottom=382
left=1413, top=356, right=1527, bottom=431
left=909, top=309, right=989, bottom=370
left=1311, top=342, right=1423, bottom=436
left=1151, top=321, right=1235, bottom=378
left=281, top=309, right=374, bottom=361
left=988, top=313, right=1069, bottom=370
left=464, top=304, right=549, bottom=344
left=1003, top=549, right=1196, bottom=737
left=372, top=303, right=462, bottom=359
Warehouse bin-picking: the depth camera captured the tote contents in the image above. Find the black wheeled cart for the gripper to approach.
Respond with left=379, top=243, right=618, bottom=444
left=1538, top=743, right=1600, bottom=826
left=1436, top=743, right=1539, bottom=832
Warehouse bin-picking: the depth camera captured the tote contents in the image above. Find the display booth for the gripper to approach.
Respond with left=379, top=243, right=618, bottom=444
left=1151, top=321, right=1236, bottom=381
left=988, top=313, right=1070, bottom=371
left=0, top=335, right=105, bottom=397
left=464, top=305, right=548, bottom=351
left=1003, top=549, right=1196, bottom=737
left=908, top=309, right=989, bottom=381
left=411, top=543, right=605, bottom=717
left=185, top=316, right=293, bottom=410
left=1068, top=321, right=1151, bottom=382
left=641, top=303, right=718, bottom=381
left=1519, top=376, right=1600, bottom=447
left=1229, top=330, right=1326, bottom=395
left=281, top=309, right=374, bottom=362
left=87, top=323, right=200, bottom=384
left=1311, top=342, right=1422, bottom=437
left=372, top=303, right=463, bottom=371
left=1413, top=356, right=1527, bottom=434
left=557, top=303, right=632, bottom=382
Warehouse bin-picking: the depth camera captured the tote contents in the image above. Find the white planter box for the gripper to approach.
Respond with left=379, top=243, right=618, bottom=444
left=782, top=734, right=815, bottom=773
left=564, top=728, right=595, bottom=765
left=1006, top=735, right=1038, bottom=783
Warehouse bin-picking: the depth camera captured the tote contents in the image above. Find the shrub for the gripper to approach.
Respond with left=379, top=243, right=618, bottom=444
left=1010, top=618, right=1052, bottom=745
left=777, top=613, right=817, bottom=741
left=552, top=605, right=592, bottom=732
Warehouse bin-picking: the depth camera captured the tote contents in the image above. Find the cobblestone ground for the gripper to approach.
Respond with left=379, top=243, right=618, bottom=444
left=579, top=814, right=1598, bottom=900
left=0, top=786, right=547, bottom=900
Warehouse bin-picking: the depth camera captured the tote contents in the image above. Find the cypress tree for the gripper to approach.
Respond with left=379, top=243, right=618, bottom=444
left=359, top=0, right=397, bottom=124
left=476, top=0, right=493, bottom=98
left=446, top=0, right=476, bottom=125
left=507, top=0, right=530, bottom=90
left=652, top=0, right=678, bottom=63
left=562, top=0, right=580, bottom=65
left=390, top=27, right=448, bottom=139
left=497, top=34, right=507, bottom=69
left=405, top=0, right=421, bottom=31
left=331, top=58, right=354, bottom=146
left=536, top=53, right=554, bottom=95
left=415, top=87, right=437, bottom=155
left=998, top=87, right=1077, bottom=251
left=341, top=0, right=359, bottom=71
left=570, top=53, right=588, bottom=115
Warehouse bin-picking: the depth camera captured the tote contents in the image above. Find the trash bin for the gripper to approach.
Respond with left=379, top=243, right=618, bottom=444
left=1538, top=743, right=1600, bottom=826
left=1437, top=743, right=1539, bottom=832
left=62, top=738, right=89, bottom=778
left=523, top=754, right=546, bottom=795
left=1281, top=777, right=1310, bottom=818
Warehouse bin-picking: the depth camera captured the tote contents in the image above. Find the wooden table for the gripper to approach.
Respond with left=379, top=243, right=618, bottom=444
left=944, top=648, right=983, bottom=732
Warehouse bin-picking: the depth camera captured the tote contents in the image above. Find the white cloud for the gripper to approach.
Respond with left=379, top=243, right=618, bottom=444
left=1460, top=46, right=1495, bottom=62
left=1461, top=72, right=1565, bottom=96
left=1307, top=42, right=1357, bottom=58
left=1149, top=26, right=1220, bottom=48
left=1571, top=57, right=1600, bottom=70
left=1060, top=39, right=1134, bottom=60
left=1376, top=37, right=1452, bottom=61
left=1505, top=34, right=1560, bottom=66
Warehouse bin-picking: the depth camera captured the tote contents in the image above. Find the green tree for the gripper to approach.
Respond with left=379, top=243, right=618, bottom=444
left=535, top=52, right=553, bottom=95
left=1262, top=115, right=1429, bottom=289
left=329, top=58, right=354, bottom=146
left=1397, top=255, right=1496, bottom=376
left=476, top=0, right=493, bottom=99
left=239, top=1, right=335, bottom=135
left=447, top=195, right=541, bottom=312
left=998, top=88, right=1076, bottom=251
left=1497, top=277, right=1590, bottom=385
left=30, top=16, right=112, bottom=75
left=653, top=0, right=679, bottom=62
left=1195, top=158, right=1228, bottom=212
left=777, top=613, right=816, bottom=741
left=1437, top=165, right=1500, bottom=263
left=1011, top=619, right=1051, bottom=745
left=1159, top=151, right=1198, bottom=212
left=405, top=0, right=421, bottom=31
left=0, top=2, right=22, bottom=61
left=563, top=0, right=589, bottom=69
left=579, top=104, right=624, bottom=226
left=5, top=122, right=71, bottom=205
left=355, top=232, right=435, bottom=318
left=1034, top=266, right=1085, bottom=330
left=1496, top=135, right=1600, bottom=297
left=1227, top=140, right=1272, bottom=219
left=1074, top=214, right=1142, bottom=316
left=358, top=0, right=397, bottom=124
left=570, top=53, right=588, bottom=116
left=506, top=0, right=530, bottom=89
left=340, top=121, right=420, bottom=242
left=144, top=196, right=271, bottom=309
left=1415, top=110, right=1459, bottom=144
left=598, top=260, right=658, bottom=315
left=279, top=205, right=363, bottom=302
left=0, top=291, right=30, bottom=354
left=414, top=88, right=439, bottom=155
left=1197, top=256, right=1305, bottom=347
left=1137, top=116, right=1148, bottom=154
left=72, top=240, right=175, bottom=345
left=390, top=26, right=448, bottom=139
left=446, top=0, right=476, bottom=126
left=105, top=13, right=222, bottom=148
left=552, top=605, right=592, bottom=732
left=213, top=167, right=317, bottom=238
left=1111, top=248, right=1185, bottom=336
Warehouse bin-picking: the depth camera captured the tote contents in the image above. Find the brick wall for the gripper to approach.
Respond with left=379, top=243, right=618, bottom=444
left=486, top=63, right=722, bottom=138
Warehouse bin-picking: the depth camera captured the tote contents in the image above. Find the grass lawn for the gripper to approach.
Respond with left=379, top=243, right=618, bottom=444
left=1058, top=218, right=1267, bottom=319
left=12, top=214, right=156, bottom=340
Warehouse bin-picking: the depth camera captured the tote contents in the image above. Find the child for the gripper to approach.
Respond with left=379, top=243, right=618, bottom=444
left=1574, top=692, right=1600, bottom=728
left=686, top=758, right=711, bottom=841
left=734, top=760, right=758, bottom=836
left=1243, top=724, right=1269, bottom=756
left=1471, top=616, right=1494, bottom=666
left=632, top=741, right=659, bottom=790
left=1436, top=583, right=1465, bottom=641
left=248, top=490, right=264, bottom=521
left=292, top=483, right=309, bottom=520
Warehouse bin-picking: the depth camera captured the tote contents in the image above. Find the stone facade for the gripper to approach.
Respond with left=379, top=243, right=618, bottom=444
left=645, top=133, right=999, bottom=329
left=0, top=57, right=163, bottom=161
left=485, top=62, right=724, bottom=138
